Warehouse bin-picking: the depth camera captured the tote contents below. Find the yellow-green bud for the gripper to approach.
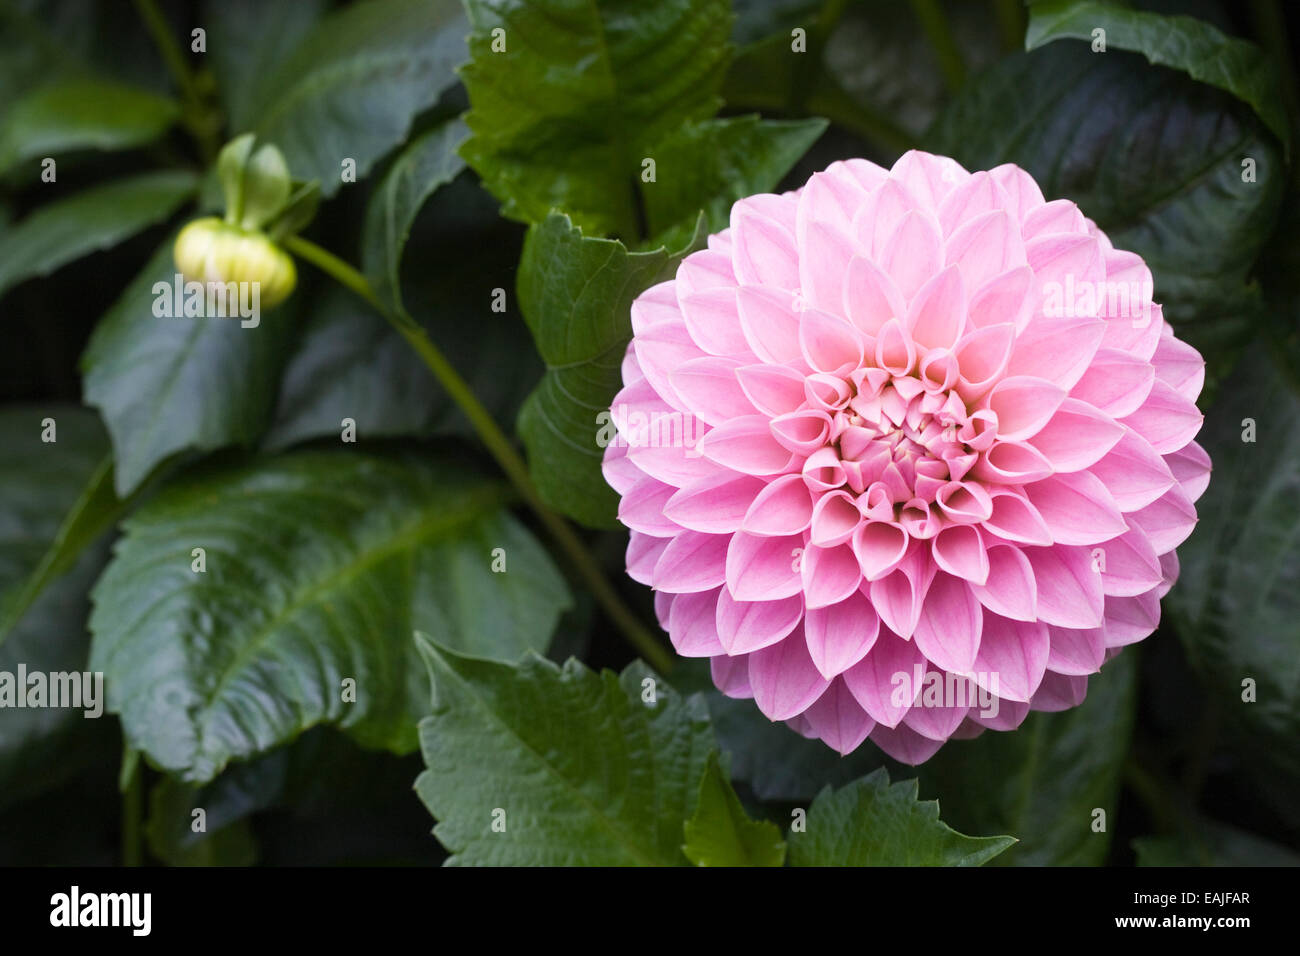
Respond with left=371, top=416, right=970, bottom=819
left=173, top=217, right=296, bottom=310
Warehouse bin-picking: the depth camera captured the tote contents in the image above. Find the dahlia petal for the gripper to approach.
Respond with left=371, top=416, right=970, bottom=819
left=601, top=442, right=641, bottom=496
left=699, top=415, right=796, bottom=475
left=626, top=436, right=722, bottom=487
left=843, top=628, right=925, bottom=727
left=1028, top=398, right=1125, bottom=472
left=968, top=698, right=1030, bottom=732
left=1119, top=379, right=1204, bottom=455
left=633, top=323, right=699, bottom=411
left=618, top=477, right=681, bottom=536
left=973, top=440, right=1055, bottom=485
left=1026, top=233, right=1105, bottom=309
left=890, top=149, right=968, bottom=210
left=799, top=307, right=867, bottom=374
left=712, top=652, right=754, bottom=699
left=797, top=169, right=871, bottom=243
left=1165, top=440, right=1212, bottom=503
left=843, top=255, right=908, bottom=335
left=1025, top=545, right=1105, bottom=629
left=1126, top=484, right=1197, bottom=554
left=879, top=209, right=944, bottom=301
left=770, top=409, right=832, bottom=456
left=731, top=200, right=800, bottom=289
left=676, top=248, right=736, bottom=296
left=801, top=542, right=864, bottom=609
left=742, top=473, right=814, bottom=536
left=804, top=590, right=881, bottom=679
left=626, top=531, right=670, bottom=585
left=735, top=363, right=807, bottom=417
left=1030, top=671, right=1089, bottom=712
left=1101, top=302, right=1163, bottom=360
left=988, top=163, right=1046, bottom=221
left=1024, top=471, right=1128, bottom=546
left=1069, top=347, right=1156, bottom=418
left=936, top=170, right=1003, bottom=235
left=1020, top=198, right=1088, bottom=240
left=678, top=286, right=752, bottom=357
left=799, top=220, right=857, bottom=315
left=802, top=680, right=876, bottom=755
left=1152, top=333, right=1206, bottom=401
left=1046, top=625, right=1106, bottom=676
left=967, top=265, right=1035, bottom=332
left=868, top=545, right=936, bottom=638
left=903, top=666, right=977, bottom=741
left=667, top=356, right=753, bottom=425
left=986, top=375, right=1067, bottom=441
left=852, top=520, right=911, bottom=580
left=1097, top=527, right=1162, bottom=597
left=906, top=264, right=967, bottom=350
left=748, top=632, right=832, bottom=721
left=931, top=524, right=990, bottom=585
left=809, top=490, right=863, bottom=547
left=1006, top=316, right=1105, bottom=389
left=852, top=178, right=917, bottom=258
left=868, top=722, right=947, bottom=765
left=652, top=531, right=730, bottom=593
left=654, top=590, right=673, bottom=630
left=716, top=588, right=804, bottom=655
left=874, top=317, right=917, bottom=375
left=667, top=588, right=726, bottom=657
left=971, top=545, right=1038, bottom=622
left=946, top=209, right=1026, bottom=290
left=983, top=488, right=1053, bottom=545
left=912, top=571, right=983, bottom=674
left=726, top=531, right=804, bottom=601
left=836, top=157, right=891, bottom=193
left=935, top=480, right=994, bottom=525
left=736, top=286, right=805, bottom=365
left=971, top=612, right=1049, bottom=702
left=953, top=323, right=1015, bottom=400
left=1102, top=591, right=1161, bottom=647
left=630, top=280, right=684, bottom=334
left=663, top=473, right=766, bottom=534
left=1088, top=428, right=1177, bottom=512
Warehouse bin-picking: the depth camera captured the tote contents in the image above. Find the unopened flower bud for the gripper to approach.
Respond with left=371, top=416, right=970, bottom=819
left=174, top=216, right=296, bottom=309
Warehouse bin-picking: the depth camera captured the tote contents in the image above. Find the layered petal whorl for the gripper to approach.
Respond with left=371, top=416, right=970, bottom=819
left=603, top=150, right=1208, bottom=763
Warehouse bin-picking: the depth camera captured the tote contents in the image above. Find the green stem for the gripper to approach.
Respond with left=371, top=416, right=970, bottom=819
left=121, top=753, right=143, bottom=866
left=909, top=0, right=967, bottom=93
left=132, top=0, right=218, bottom=162
left=284, top=235, right=675, bottom=675
left=993, top=0, right=1026, bottom=53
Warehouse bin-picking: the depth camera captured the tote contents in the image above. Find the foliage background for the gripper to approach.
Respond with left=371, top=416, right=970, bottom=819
left=0, top=0, right=1297, bottom=866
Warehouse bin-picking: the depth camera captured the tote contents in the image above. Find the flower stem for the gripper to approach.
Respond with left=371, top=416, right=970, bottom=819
left=908, top=0, right=967, bottom=93
left=284, top=235, right=675, bottom=674
left=120, top=750, right=143, bottom=866
left=132, top=0, right=218, bottom=162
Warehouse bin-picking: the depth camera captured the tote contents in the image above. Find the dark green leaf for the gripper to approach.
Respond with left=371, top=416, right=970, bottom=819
left=912, top=650, right=1137, bottom=865
left=361, top=117, right=469, bottom=315
left=1134, top=817, right=1300, bottom=867
left=643, top=114, right=826, bottom=248
left=0, top=170, right=197, bottom=299
left=0, top=407, right=115, bottom=809
left=81, top=234, right=296, bottom=495
left=0, top=78, right=179, bottom=175
left=415, top=640, right=713, bottom=865
left=1164, top=348, right=1300, bottom=782
left=516, top=212, right=703, bottom=527
left=144, top=762, right=281, bottom=866
left=204, top=0, right=329, bottom=134
left=245, top=0, right=466, bottom=196
left=682, top=751, right=786, bottom=866
left=1026, top=0, right=1291, bottom=153
left=928, top=44, right=1284, bottom=381
left=459, top=0, right=733, bottom=238
left=88, top=450, right=570, bottom=783
left=787, top=768, right=1015, bottom=866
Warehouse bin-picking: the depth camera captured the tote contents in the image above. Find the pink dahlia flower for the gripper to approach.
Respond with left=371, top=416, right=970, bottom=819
left=601, top=150, right=1209, bottom=764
